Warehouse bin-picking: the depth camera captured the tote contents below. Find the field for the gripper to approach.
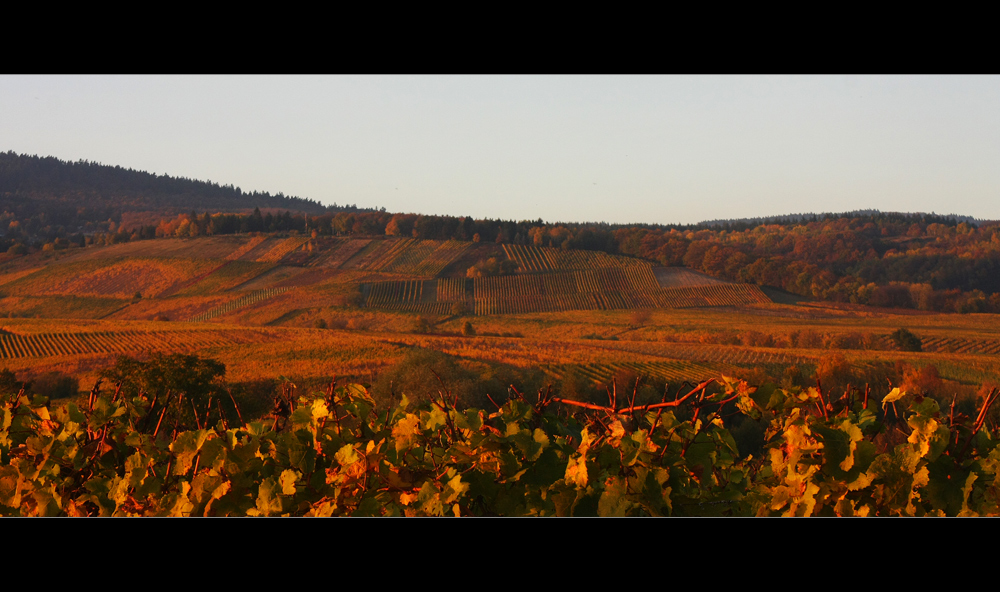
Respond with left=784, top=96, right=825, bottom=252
left=1, top=234, right=999, bottom=407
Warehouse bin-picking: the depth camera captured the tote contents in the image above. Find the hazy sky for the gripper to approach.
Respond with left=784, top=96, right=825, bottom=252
left=2, top=75, right=998, bottom=225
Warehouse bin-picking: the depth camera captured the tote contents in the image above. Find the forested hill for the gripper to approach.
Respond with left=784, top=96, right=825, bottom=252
left=700, top=210, right=988, bottom=230
left=0, top=151, right=350, bottom=223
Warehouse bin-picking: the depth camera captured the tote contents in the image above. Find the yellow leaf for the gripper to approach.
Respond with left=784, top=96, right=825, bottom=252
left=310, top=399, right=329, bottom=421
left=882, top=388, right=906, bottom=411
left=280, top=469, right=300, bottom=495
left=392, top=413, right=422, bottom=452
left=565, top=455, right=588, bottom=487
left=609, top=420, right=625, bottom=440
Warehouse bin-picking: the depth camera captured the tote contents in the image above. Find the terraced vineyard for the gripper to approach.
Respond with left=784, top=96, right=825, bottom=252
left=356, top=238, right=770, bottom=316
left=365, top=280, right=428, bottom=307
left=503, top=244, right=555, bottom=272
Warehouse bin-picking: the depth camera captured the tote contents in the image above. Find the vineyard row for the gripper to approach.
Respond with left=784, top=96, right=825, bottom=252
left=189, top=288, right=291, bottom=322
left=362, top=279, right=770, bottom=315
left=540, top=360, right=720, bottom=385
left=503, top=244, right=650, bottom=273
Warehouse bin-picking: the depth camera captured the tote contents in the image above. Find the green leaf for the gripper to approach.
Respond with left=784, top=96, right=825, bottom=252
left=423, top=406, right=447, bottom=432
left=256, top=477, right=282, bottom=516
left=598, top=475, right=638, bottom=516
left=170, top=430, right=212, bottom=476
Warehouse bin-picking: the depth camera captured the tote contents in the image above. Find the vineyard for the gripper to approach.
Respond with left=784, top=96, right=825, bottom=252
left=356, top=239, right=770, bottom=316
left=2, top=258, right=217, bottom=299
left=0, top=327, right=281, bottom=359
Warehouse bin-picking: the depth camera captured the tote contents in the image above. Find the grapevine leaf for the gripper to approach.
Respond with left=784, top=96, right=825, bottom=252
left=256, top=477, right=282, bottom=516
left=598, top=475, right=638, bottom=516
left=882, top=388, right=906, bottom=411
left=442, top=470, right=470, bottom=504
left=335, top=444, right=359, bottom=467
left=290, top=406, right=316, bottom=432
left=280, top=469, right=300, bottom=495
left=170, top=430, right=212, bottom=476
left=417, top=481, right=444, bottom=516
left=0, top=465, right=22, bottom=509
left=424, top=406, right=447, bottom=432
left=924, top=455, right=971, bottom=516
left=392, top=413, right=422, bottom=452
left=564, top=454, right=589, bottom=488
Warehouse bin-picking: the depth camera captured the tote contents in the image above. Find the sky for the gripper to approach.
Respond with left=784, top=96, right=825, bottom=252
left=2, top=75, right=999, bottom=225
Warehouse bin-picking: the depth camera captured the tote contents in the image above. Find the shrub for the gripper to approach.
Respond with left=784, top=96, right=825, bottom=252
left=466, top=257, right=517, bottom=278
left=0, top=368, right=25, bottom=396
left=411, top=316, right=432, bottom=334
left=816, top=353, right=852, bottom=392
left=901, top=364, right=941, bottom=396
left=629, top=309, right=652, bottom=327
left=890, top=328, right=922, bottom=352
left=28, top=371, right=79, bottom=401
left=313, top=318, right=328, bottom=329
left=372, top=349, right=476, bottom=409
left=461, top=321, right=476, bottom=336
left=100, top=353, right=226, bottom=425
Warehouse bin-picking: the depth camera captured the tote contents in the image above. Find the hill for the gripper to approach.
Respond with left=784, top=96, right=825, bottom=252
left=0, top=235, right=770, bottom=324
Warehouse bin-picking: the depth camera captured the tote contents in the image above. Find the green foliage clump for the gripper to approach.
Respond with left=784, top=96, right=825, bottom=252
left=0, top=368, right=25, bottom=396
left=372, top=349, right=480, bottom=410
left=101, top=353, right=226, bottom=425
left=28, top=372, right=79, bottom=401
left=891, top=328, right=922, bottom=352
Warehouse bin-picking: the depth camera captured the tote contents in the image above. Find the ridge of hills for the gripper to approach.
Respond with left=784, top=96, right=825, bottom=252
left=0, top=151, right=373, bottom=237
left=700, top=209, right=991, bottom=228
